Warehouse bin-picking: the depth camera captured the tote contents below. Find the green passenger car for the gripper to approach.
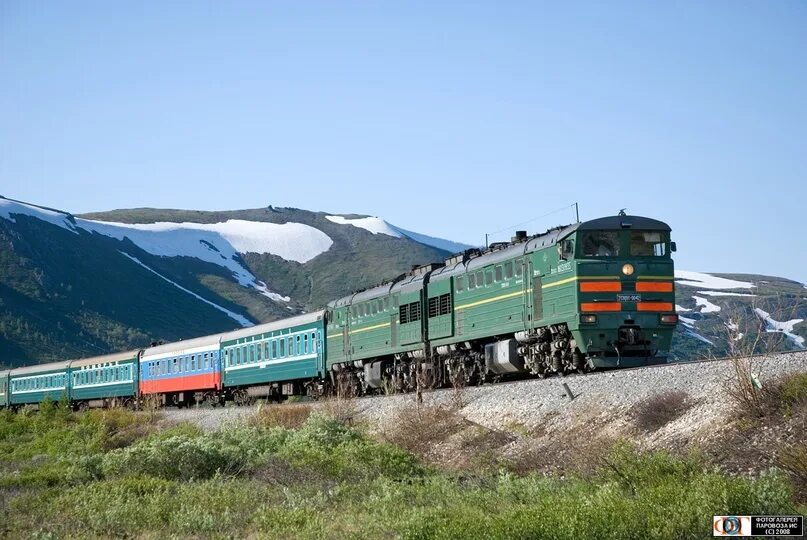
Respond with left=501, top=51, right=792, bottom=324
left=221, top=311, right=326, bottom=399
left=9, top=361, right=71, bottom=406
left=69, top=350, right=140, bottom=409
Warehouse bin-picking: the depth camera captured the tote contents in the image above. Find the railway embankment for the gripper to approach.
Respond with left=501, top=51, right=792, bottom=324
left=167, top=351, right=807, bottom=479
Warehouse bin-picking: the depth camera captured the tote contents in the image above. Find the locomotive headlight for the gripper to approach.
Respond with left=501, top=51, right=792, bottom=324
left=621, top=263, right=634, bottom=276
left=580, top=314, right=597, bottom=324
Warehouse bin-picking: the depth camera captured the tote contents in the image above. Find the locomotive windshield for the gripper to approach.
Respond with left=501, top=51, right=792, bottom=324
left=629, top=231, right=669, bottom=256
left=581, top=231, right=620, bottom=257
left=579, top=230, right=670, bottom=257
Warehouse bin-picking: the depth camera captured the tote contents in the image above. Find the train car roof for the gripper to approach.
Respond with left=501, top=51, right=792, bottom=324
left=0, top=370, right=10, bottom=378
left=141, top=333, right=225, bottom=359
left=70, top=349, right=141, bottom=369
left=11, top=361, right=72, bottom=376
left=220, top=310, right=325, bottom=342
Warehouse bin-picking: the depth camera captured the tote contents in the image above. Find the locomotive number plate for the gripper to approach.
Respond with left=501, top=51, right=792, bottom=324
left=617, top=294, right=641, bottom=302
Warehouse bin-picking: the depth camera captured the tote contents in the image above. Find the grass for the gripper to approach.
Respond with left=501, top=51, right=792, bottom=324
left=0, top=403, right=803, bottom=539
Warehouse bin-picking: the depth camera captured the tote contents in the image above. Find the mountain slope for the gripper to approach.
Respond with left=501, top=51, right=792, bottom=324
left=671, top=270, right=806, bottom=359
left=0, top=197, right=459, bottom=367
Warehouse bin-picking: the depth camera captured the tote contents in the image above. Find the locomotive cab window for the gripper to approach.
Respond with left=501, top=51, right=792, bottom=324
left=581, top=231, right=620, bottom=257
left=630, top=231, right=668, bottom=256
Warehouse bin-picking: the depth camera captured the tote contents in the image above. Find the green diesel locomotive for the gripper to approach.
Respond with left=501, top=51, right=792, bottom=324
left=326, top=214, right=678, bottom=394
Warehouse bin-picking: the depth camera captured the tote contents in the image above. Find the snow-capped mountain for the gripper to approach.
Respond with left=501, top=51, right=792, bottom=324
left=0, top=196, right=466, bottom=366
left=672, top=270, right=805, bottom=359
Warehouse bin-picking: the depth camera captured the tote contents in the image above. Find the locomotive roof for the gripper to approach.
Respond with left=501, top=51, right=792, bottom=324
left=70, top=349, right=141, bottom=368
left=220, top=310, right=325, bottom=342
left=329, top=214, right=671, bottom=303
left=575, top=215, right=671, bottom=232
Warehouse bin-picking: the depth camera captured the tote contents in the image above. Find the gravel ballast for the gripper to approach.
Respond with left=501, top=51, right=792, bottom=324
left=164, top=351, right=807, bottom=436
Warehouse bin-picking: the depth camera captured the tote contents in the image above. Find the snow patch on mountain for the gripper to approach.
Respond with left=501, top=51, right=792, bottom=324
left=326, top=215, right=402, bottom=237
left=754, top=308, right=805, bottom=349
left=325, top=214, right=473, bottom=253
left=388, top=225, right=474, bottom=254
left=695, top=291, right=757, bottom=297
left=77, top=219, right=306, bottom=302
left=0, top=197, right=78, bottom=233
left=78, top=219, right=331, bottom=263
left=119, top=252, right=253, bottom=327
left=675, top=270, right=755, bottom=290
left=693, top=295, right=721, bottom=313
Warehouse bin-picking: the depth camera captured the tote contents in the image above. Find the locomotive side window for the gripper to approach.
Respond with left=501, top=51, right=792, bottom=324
left=495, top=266, right=503, bottom=282
left=456, top=276, right=465, bottom=291
left=560, top=239, right=575, bottom=260
left=504, top=262, right=513, bottom=279
left=630, top=231, right=667, bottom=256
left=485, top=270, right=493, bottom=286
left=582, top=231, right=620, bottom=257
left=515, top=260, right=523, bottom=277
left=468, top=274, right=476, bottom=289
left=476, top=271, right=484, bottom=287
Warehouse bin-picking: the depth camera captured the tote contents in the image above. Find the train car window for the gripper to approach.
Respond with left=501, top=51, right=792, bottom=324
left=582, top=231, right=620, bottom=257
left=273, top=340, right=278, bottom=358
left=236, top=348, right=241, bottom=365
left=476, top=271, right=484, bottom=287
left=383, top=298, right=389, bottom=311
left=364, top=304, right=370, bottom=317
left=393, top=295, right=399, bottom=308
left=504, top=262, right=513, bottom=279
left=515, top=260, right=523, bottom=277
left=468, top=274, right=476, bottom=289
left=296, top=335, right=301, bottom=354
left=303, top=334, right=308, bottom=353
left=495, top=266, right=503, bottom=282
left=630, top=231, right=667, bottom=256
left=256, top=343, right=262, bottom=361
left=312, top=332, right=317, bottom=352
left=371, top=302, right=378, bottom=315
left=456, top=276, right=465, bottom=292
left=485, top=270, right=494, bottom=286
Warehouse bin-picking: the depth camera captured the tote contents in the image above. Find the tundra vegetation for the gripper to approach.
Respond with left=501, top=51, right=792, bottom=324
left=0, top=376, right=805, bottom=540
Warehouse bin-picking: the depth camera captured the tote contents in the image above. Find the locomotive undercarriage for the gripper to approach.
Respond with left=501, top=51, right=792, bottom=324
left=328, top=323, right=592, bottom=397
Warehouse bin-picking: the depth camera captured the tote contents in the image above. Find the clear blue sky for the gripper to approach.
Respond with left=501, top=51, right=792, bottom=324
left=1, top=2, right=805, bottom=282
